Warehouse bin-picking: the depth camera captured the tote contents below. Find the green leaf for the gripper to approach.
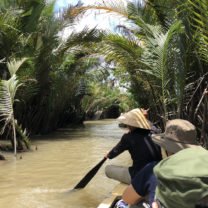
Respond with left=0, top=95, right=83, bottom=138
left=7, top=58, right=27, bottom=77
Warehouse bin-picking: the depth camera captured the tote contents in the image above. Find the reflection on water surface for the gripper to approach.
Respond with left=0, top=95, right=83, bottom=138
left=0, top=119, right=131, bottom=208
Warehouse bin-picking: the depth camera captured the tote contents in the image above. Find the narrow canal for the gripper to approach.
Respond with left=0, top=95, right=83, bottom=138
left=0, top=119, right=131, bottom=208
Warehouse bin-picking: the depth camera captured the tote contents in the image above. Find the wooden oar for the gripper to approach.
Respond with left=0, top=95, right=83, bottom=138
left=74, top=157, right=107, bottom=189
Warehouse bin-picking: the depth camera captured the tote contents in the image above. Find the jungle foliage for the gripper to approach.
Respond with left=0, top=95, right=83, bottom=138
left=0, top=0, right=208, bottom=157
left=70, top=0, right=208, bottom=147
left=0, top=0, right=132, bottom=156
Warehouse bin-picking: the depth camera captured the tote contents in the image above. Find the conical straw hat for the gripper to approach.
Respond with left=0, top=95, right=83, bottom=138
left=117, top=108, right=151, bottom=130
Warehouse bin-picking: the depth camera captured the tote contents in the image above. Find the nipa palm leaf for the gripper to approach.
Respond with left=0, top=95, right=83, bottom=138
left=0, top=58, right=26, bottom=156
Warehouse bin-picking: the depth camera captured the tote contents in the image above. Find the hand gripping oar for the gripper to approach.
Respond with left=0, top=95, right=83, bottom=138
left=74, top=157, right=107, bottom=189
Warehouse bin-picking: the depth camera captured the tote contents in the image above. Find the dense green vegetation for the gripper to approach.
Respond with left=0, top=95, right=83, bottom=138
left=72, top=0, right=208, bottom=146
left=0, top=0, right=207, bottom=157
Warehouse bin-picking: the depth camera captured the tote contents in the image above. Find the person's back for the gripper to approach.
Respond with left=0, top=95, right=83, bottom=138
left=111, top=128, right=161, bottom=178
left=105, top=108, right=162, bottom=184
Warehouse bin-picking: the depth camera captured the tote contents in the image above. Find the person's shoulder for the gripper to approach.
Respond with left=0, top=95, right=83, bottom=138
left=121, top=132, right=129, bottom=138
left=122, top=130, right=140, bottom=139
left=122, top=130, right=134, bottom=138
left=120, top=132, right=130, bottom=142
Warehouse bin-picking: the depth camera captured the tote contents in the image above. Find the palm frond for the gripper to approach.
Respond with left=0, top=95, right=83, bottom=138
left=20, top=0, right=46, bottom=33
left=15, top=120, right=30, bottom=149
left=70, top=0, right=128, bottom=19
left=56, top=27, right=104, bottom=55
left=7, top=58, right=27, bottom=76
left=139, top=21, right=184, bottom=119
left=188, top=0, right=208, bottom=64
left=102, top=33, right=142, bottom=69
left=0, top=75, right=20, bottom=134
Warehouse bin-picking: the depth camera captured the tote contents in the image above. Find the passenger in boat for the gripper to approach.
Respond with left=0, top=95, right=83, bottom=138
left=120, top=119, right=204, bottom=208
left=153, top=148, right=208, bottom=208
left=104, top=108, right=162, bottom=184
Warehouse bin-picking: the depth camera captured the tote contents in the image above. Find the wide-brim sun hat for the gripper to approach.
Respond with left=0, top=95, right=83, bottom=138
left=117, top=108, right=151, bottom=130
left=152, top=119, right=203, bottom=153
left=154, top=148, right=208, bottom=208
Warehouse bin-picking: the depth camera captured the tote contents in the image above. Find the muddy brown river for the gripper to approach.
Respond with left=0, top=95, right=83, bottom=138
left=0, top=119, right=131, bottom=208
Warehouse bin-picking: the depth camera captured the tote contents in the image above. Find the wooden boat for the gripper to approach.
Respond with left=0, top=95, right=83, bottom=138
left=97, top=183, right=128, bottom=208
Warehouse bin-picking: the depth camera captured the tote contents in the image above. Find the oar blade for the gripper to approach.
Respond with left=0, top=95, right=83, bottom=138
left=74, top=158, right=106, bottom=189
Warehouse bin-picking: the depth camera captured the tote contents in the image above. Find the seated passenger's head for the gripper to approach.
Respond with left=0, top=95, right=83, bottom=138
left=117, top=108, right=151, bottom=132
left=151, top=119, right=203, bottom=154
